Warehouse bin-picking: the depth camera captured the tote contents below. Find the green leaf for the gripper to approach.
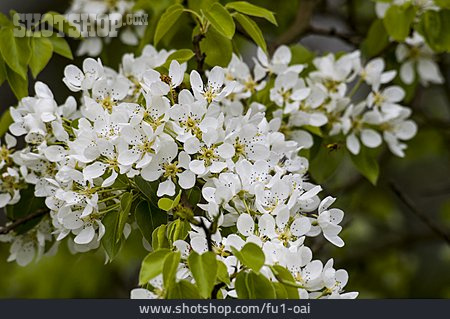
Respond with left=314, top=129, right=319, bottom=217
left=226, top=1, right=277, bottom=25
left=29, top=36, right=53, bottom=78
left=435, top=0, right=450, bottom=9
left=270, top=265, right=300, bottom=299
left=383, top=5, right=415, bottom=42
left=0, top=54, right=7, bottom=86
left=163, top=49, right=195, bottom=68
left=205, top=3, right=235, bottom=39
left=48, top=34, right=73, bottom=59
left=167, top=280, right=202, bottom=299
left=361, top=19, right=390, bottom=58
left=290, top=44, right=315, bottom=65
left=245, top=271, right=276, bottom=299
left=200, top=27, right=232, bottom=67
left=188, top=251, right=218, bottom=298
left=0, top=13, right=11, bottom=27
left=0, top=28, right=30, bottom=80
left=350, top=147, right=379, bottom=185
left=101, top=210, right=123, bottom=261
left=152, top=224, right=170, bottom=250
left=231, top=242, right=265, bottom=273
left=116, top=192, right=132, bottom=243
left=273, top=282, right=288, bottom=299
left=135, top=200, right=167, bottom=243
left=158, top=197, right=174, bottom=211
left=0, top=110, right=12, bottom=137
left=419, top=10, right=450, bottom=52
left=5, top=66, right=28, bottom=100
left=134, top=176, right=159, bottom=203
left=167, top=219, right=190, bottom=245
left=163, top=251, right=181, bottom=288
left=309, top=142, right=344, bottom=183
left=41, top=11, right=81, bottom=38
left=154, top=4, right=184, bottom=46
left=234, top=13, right=266, bottom=52
left=234, top=272, right=249, bottom=298
left=188, top=0, right=218, bottom=12
left=139, top=249, right=171, bottom=285
left=217, top=260, right=231, bottom=285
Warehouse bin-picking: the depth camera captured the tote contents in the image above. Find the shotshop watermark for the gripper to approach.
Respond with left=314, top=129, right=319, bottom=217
left=138, top=302, right=312, bottom=316
left=11, top=12, right=148, bottom=37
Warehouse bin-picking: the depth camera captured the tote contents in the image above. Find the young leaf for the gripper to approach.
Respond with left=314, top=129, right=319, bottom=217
left=29, top=36, right=53, bottom=78
left=188, top=251, right=218, bottom=298
left=101, top=210, right=123, bottom=261
left=0, top=110, right=12, bottom=137
left=419, top=10, right=450, bottom=52
left=167, top=280, right=202, bottom=299
left=205, top=3, right=235, bottom=39
left=234, top=271, right=249, bottom=298
left=200, top=27, right=232, bottom=67
left=217, top=260, right=231, bottom=285
left=226, top=1, right=277, bottom=25
left=231, top=242, right=265, bottom=273
left=48, top=34, right=73, bottom=60
left=167, top=219, right=190, bottom=244
left=163, top=251, right=181, bottom=288
left=383, top=5, right=415, bottom=42
left=158, top=197, right=174, bottom=211
left=5, top=66, right=28, bottom=100
left=163, top=49, right=195, bottom=68
left=349, top=148, right=379, bottom=185
left=152, top=224, right=170, bottom=249
left=270, top=265, right=300, bottom=299
left=361, top=19, right=390, bottom=58
left=0, top=54, right=6, bottom=86
left=233, top=13, right=267, bottom=53
left=0, top=28, right=30, bottom=80
left=116, top=192, right=132, bottom=243
left=154, top=4, right=184, bottom=46
left=139, top=248, right=171, bottom=285
left=245, top=271, right=276, bottom=299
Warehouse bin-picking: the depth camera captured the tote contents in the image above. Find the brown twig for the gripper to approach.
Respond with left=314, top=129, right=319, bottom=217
left=0, top=209, right=48, bottom=235
left=306, top=26, right=362, bottom=46
left=269, top=0, right=320, bottom=53
left=389, top=181, right=450, bottom=246
left=192, top=33, right=206, bottom=74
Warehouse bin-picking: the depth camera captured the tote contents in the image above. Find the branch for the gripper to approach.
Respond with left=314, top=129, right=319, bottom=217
left=306, top=26, right=362, bottom=45
left=192, top=33, right=206, bottom=74
left=389, top=182, right=450, bottom=246
left=270, top=0, right=320, bottom=52
left=0, top=209, right=48, bottom=235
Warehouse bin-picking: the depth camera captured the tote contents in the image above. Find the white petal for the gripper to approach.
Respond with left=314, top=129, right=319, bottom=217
left=83, top=162, right=107, bottom=180
left=177, top=170, right=195, bottom=189
left=237, top=213, right=254, bottom=237
left=346, top=133, right=360, bottom=155
left=290, top=217, right=311, bottom=237
left=217, top=143, right=235, bottom=159
left=74, top=225, right=95, bottom=245
left=189, top=160, right=206, bottom=175
left=157, top=179, right=176, bottom=197
left=360, top=129, right=382, bottom=148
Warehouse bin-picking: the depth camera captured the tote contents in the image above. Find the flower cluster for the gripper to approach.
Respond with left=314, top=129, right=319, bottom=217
left=224, top=46, right=418, bottom=157
left=0, top=44, right=364, bottom=299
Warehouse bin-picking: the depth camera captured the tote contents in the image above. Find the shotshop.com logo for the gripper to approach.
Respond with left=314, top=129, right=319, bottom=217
left=11, top=12, right=148, bottom=37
